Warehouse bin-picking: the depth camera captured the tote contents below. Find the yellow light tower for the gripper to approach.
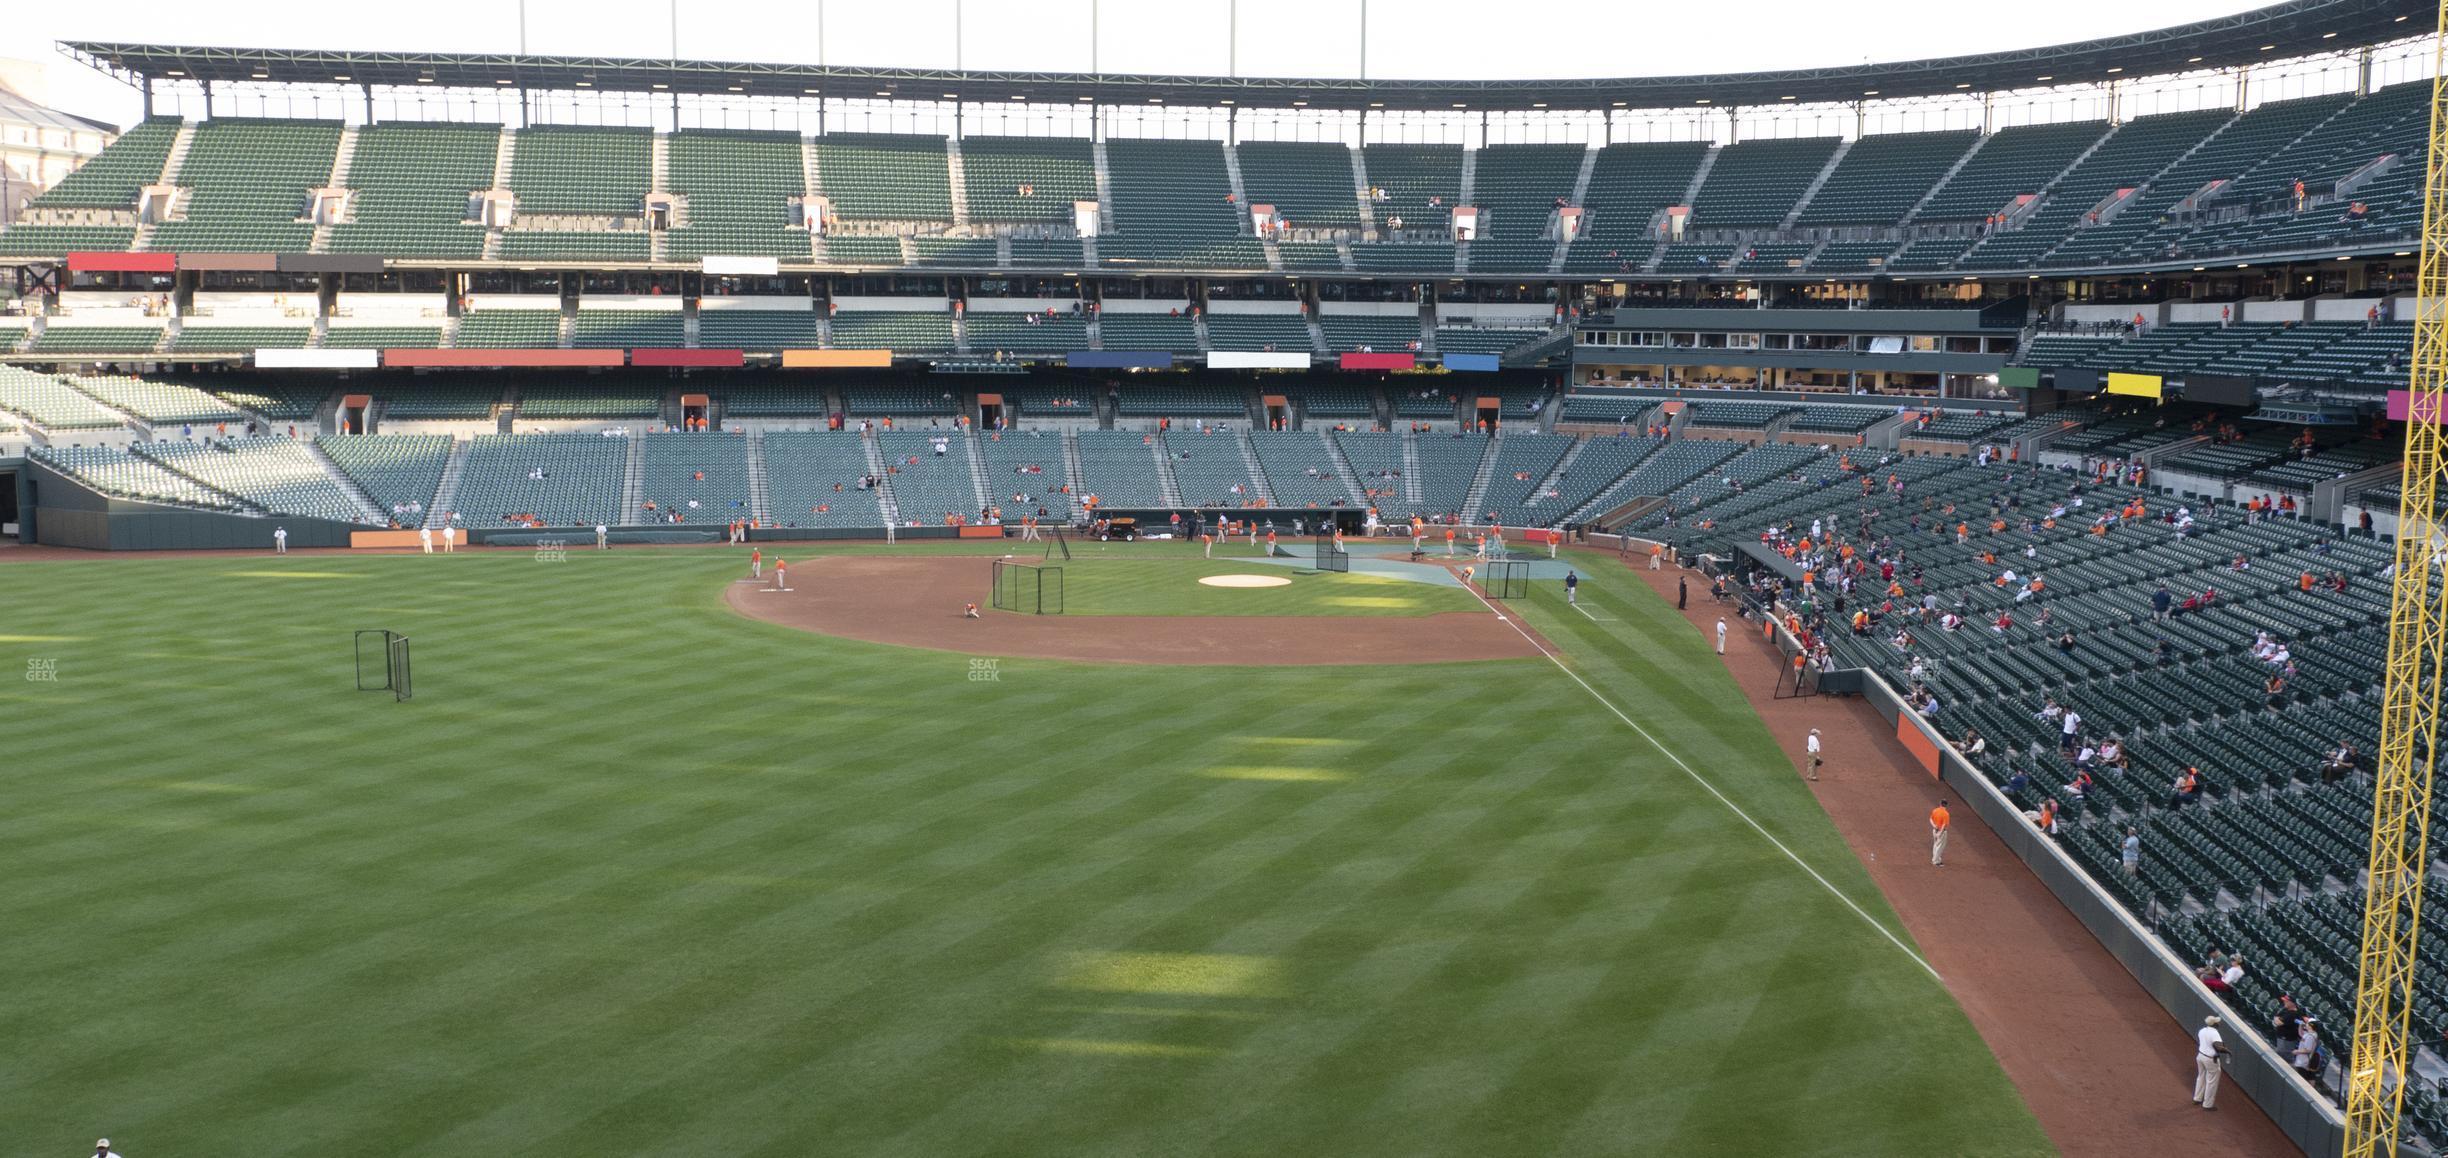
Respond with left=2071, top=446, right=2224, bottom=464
left=2345, top=9, right=2448, bottom=1155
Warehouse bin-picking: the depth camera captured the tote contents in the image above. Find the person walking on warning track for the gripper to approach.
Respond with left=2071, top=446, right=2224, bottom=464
left=273, top=526, right=287, bottom=555
left=1805, top=728, right=1822, bottom=781
left=1650, top=542, right=1664, bottom=570
left=1678, top=574, right=1689, bottom=610
left=2193, top=1015, right=2230, bottom=1109
left=1929, top=799, right=1952, bottom=865
left=1715, top=617, right=1729, bottom=654
left=420, top=525, right=434, bottom=554
left=1565, top=570, right=1579, bottom=604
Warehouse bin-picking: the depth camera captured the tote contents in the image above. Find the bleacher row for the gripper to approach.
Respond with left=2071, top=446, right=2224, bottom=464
left=1626, top=421, right=2448, bottom=1138
left=2017, top=321, right=2412, bottom=393
left=0, top=312, right=1552, bottom=359
left=26, top=418, right=1899, bottom=536
left=0, top=79, right=2426, bottom=274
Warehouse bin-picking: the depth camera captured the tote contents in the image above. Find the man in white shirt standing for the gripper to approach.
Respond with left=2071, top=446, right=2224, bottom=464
left=1804, top=728, right=1822, bottom=781
left=1715, top=617, right=1729, bottom=655
left=273, top=526, right=287, bottom=555
left=419, top=525, right=434, bottom=554
left=596, top=524, right=609, bottom=550
left=2193, top=1015, right=2229, bottom=1109
left=2060, top=708, right=2083, bottom=753
left=442, top=524, right=457, bottom=553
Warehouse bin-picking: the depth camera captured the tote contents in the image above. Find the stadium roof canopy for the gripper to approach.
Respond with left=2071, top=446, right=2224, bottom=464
left=63, top=0, right=2429, bottom=114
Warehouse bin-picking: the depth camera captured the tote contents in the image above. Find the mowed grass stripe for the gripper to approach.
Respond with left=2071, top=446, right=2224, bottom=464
left=0, top=552, right=2046, bottom=1157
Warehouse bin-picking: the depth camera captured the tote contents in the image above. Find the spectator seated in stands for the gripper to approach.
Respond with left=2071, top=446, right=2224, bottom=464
left=2321, top=742, right=2360, bottom=784
left=2169, top=766, right=2204, bottom=808
left=2200, top=953, right=2246, bottom=994
left=2023, top=798, right=2061, bottom=836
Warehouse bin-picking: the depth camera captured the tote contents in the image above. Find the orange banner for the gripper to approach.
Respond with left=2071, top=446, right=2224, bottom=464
left=781, top=349, right=893, bottom=368
left=1895, top=715, right=1943, bottom=778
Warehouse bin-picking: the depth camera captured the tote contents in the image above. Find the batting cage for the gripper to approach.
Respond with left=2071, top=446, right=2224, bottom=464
left=1481, top=560, right=1531, bottom=600
left=354, top=629, right=413, bottom=702
left=1314, top=529, right=1350, bottom=573
left=992, top=559, right=1066, bottom=614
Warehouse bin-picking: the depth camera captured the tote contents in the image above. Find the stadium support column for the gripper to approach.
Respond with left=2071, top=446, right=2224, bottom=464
left=204, top=80, right=216, bottom=119
left=362, top=83, right=375, bottom=127
left=140, top=77, right=153, bottom=119
left=1981, top=92, right=1993, bottom=136
left=2234, top=67, right=2249, bottom=113
left=2360, top=47, right=2375, bottom=97
left=2343, top=5, right=2448, bottom=1152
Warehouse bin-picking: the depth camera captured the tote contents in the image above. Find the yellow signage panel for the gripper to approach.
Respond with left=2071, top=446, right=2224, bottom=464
left=781, top=349, right=893, bottom=368
left=2105, top=371, right=2164, bottom=399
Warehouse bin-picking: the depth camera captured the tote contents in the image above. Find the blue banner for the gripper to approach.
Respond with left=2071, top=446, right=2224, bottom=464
left=1443, top=353, right=1501, bottom=372
left=1067, top=350, right=1173, bottom=369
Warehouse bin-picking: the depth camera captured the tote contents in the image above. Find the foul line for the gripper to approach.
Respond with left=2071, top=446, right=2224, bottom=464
left=1568, top=601, right=1616, bottom=623
left=1458, top=577, right=1942, bottom=983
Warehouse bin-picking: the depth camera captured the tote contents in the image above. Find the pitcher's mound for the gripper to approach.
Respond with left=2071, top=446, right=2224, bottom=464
left=1198, top=574, right=1293, bottom=588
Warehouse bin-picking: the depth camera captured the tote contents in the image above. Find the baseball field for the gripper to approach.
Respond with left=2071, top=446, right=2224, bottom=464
left=0, top=542, right=2051, bottom=1156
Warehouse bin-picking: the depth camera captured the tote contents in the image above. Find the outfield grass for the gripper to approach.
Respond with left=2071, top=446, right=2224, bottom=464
left=1041, top=558, right=1480, bottom=617
left=0, top=550, right=2047, bottom=1156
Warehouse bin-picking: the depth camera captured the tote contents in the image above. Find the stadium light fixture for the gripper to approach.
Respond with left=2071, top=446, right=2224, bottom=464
left=1953, top=82, right=1970, bottom=89
left=876, top=90, right=892, bottom=96
left=2260, top=44, right=2275, bottom=50
left=1862, top=90, right=1878, bottom=96
left=334, top=74, right=351, bottom=81
left=729, top=85, right=746, bottom=92
left=166, top=69, right=185, bottom=77
left=252, top=71, right=269, bottom=79
left=1147, top=97, right=1162, bottom=103
left=1780, top=95, right=1795, bottom=100
left=1533, top=102, right=1547, bottom=108
left=2106, top=67, right=2123, bottom=74
left=575, top=80, right=592, bottom=87
left=2036, top=75, right=2053, bottom=81
left=1452, top=102, right=1466, bottom=108
left=1076, top=96, right=1093, bottom=101
left=1221, top=99, right=1236, bottom=105
left=1291, top=99, right=1306, bottom=106
left=942, top=93, right=959, bottom=98
left=805, top=88, right=821, bottom=94
left=1611, top=101, right=1626, bottom=107
left=1694, top=98, right=1710, bottom=104
left=497, top=79, right=515, bottom=85
left=651, top=82, right=668, bottom=89
left=2323, top=31, right=2337, bottom=38
left=2188, top=56, right=2204, bottom=62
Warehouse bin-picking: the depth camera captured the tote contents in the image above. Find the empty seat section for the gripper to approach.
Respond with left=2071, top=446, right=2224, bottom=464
left=457, top=310, right=561, bottom=347
left=25, top=118, right=181, bottom=209
left=697, top=309, right=823, bottom=349
left=1276, top=241, right=1346, bottom=271
left=1795, top=130, right=1977, bottom=226
left=762, top=431, right=887, bottom=527
left=138, top=436, right=370, bottom=521
left=1353, top=242, right=1454, bottom=272
left=452, top=433, right=627, bottom=526
left=64, top=374, right=244, bottom=423
left=1480, top=433, right=1574, bottom=513
left=1689, top=137, right=1841, bottom=229
left=1115, top=384, right=1245, bottom=418
left=29, top=326, right=163, bottom=355
left=829, top=310, right=952, bottom=351
left=1072, top=430, right=1170, bottom=506
left=909, top=236, right=999, bottom=267
left=712, top=382, right=832, bottom=418
left=1478, top=237, right=1573, bottom=273
left=1529, top=435, right=1659, bottom=519
left=378, top=383, right=502, bottom=421
left=1470, top=144, right=1585, bottom=239
left=511, top=125, right=651, bottom=214
left=323, top=325, right=443, bottom=349
left=977, top=430, right=1075, bottom=518
left=1577, top=141, right=1710, bottom=247
left=1806, top=240, right=1901, bottom=272
left=201, top=381, right=325, bottom=421
left=318, top=434, right=451, bottom=517
left=516, top=380, right=662, bottom=420
left=149, top=118, right=341, bottom=251
left=1960, top=108, right=2231, bottom=270
left=1098, top=312, right=1199, bottom=351
left=498, top=230, right=651, bottom=261
left=34, top=444, right=243, bottom=508
left=1104, top=137, right=1242, bottom=241
left=0, top=367, right=130, bottom=429
left=1411, top=434, right=1488, bottom=516
left=0, top=224, right=139, bottom=255
left=966, top=312, right=1087, bottom=353
left=2099, top=93, right=2353, bottom=265
left=1205, top=313, right=1312, bottom=352
left=1295, top=385, right=1375, bottom=419
left=171, top=326, right=311, bottom=353
left=1162, top=429, right=1264, bottom=506
left=1096, top=235, right=1265, bottom=270
left=1318, top=315, right=1420, bottom=353
left=330, top=122, right=497, bottom=257
left=1009, top=239, right=1085, bottom=267
left=815, top=133, right=952, bottom=223
left=665, top=129, right=811, bottom=260
left=636, top=431, right=752, bottom=523
left=1236, top=140, right=1361, bottom=231
left=1433, top=327, right=1545, bottom=356
left=1915, top=120, right=2106, bottom=223
left=1362, top=144, right=1463, bottom=233
left=842, top=382, right=958, bottom=418
left=876, top=430, right=980, bottom=523
left=961, top=135, right=1094, bottom=224
left=571, top=310, right=684, bottom=348
left=1247, top=430, right=1353, bottom=507
left=1096, top=310, right=1199, bottom=352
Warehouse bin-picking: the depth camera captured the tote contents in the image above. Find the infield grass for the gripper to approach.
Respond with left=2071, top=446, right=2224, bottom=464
left=0, top=548, right=2046, bottom=1157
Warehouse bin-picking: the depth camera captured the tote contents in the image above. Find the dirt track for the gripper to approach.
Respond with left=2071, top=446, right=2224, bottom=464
left=724, top=553, right=1549, bottom=665
left=1615, top=550, right=2296, bottom=1158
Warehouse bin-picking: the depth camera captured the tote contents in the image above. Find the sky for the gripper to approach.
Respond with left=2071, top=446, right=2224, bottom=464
left=1, top=0, right=2282, bottom=130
